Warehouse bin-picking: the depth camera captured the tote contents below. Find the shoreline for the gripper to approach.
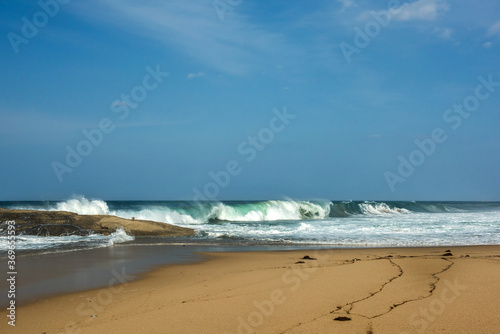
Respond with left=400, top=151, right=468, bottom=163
left=2, top=241, right=497, bottom=307
left=1, top=245, right=499, bottom=333
left=0, top=240, right=356, bottom=308
left=1, top=243, right=498, bottom=307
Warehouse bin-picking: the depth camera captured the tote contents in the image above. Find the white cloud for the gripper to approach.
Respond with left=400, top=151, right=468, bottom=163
left=74, top=0, right=290, bottom=76
left=338, top=0, right=356, bottom=11
left=487, top=21, right=500, bottom=37
left=111, top=101, right=130, bottom=108
left=187, top=72, right=205, bottom=79
left=483, top=42, right=492, bottom=48
left=393, top=0, right=450, bottom=21
left=433, top=27, right=453, bottom=39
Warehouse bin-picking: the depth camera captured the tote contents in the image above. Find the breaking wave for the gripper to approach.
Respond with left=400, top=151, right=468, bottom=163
left=3, top=197, right=499, bottom=249
left=7, top=196, right=492, bottom=228
left=8, top=196, right=420, bottom=225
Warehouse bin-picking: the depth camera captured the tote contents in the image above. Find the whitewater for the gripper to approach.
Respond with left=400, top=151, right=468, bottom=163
left=1, top=197, right=499, bottom=252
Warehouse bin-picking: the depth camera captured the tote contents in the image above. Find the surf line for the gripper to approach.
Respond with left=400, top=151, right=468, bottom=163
left=193, top=106, right=295, bottom=201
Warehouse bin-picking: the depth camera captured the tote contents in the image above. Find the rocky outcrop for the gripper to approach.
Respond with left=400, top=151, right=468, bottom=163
left=0, top=208, right=195, bottom=237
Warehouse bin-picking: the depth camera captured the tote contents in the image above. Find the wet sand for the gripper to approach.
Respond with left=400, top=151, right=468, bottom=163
left=0, top=242, right=333, bottom=308
left=0, top=244, right=204, bottom=308
left=1, top=245, right=499, bottom=333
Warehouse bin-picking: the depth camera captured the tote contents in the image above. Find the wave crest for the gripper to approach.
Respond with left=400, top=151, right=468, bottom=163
left=359, top=202, right=410, bottom=215
left=33, top=196, right=417, bottom=225
left=108, top=228, right=134, bottom=245
left=55, top=197, right=111, bottom=215
left=206, top=201, right=330, bottom=222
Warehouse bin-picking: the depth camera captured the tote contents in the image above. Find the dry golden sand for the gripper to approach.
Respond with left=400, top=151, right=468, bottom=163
left=2, top=246, right=499, bottom=333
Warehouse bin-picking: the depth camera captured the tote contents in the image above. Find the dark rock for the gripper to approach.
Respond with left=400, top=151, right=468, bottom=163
left=442, top=252, right=453, bottom=256
left=295, top=261, right=305, bottom=264
left=302, top=255, right=316, bottom=260
left=333, top=316, right=351, bottom=321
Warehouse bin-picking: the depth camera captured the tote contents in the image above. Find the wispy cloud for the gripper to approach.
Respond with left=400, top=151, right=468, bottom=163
left=111, top=101, right=130, bottom=108
left=187, top=72, right=205, bottom=79
left=355, top=0, right=450, bottom=26
left=338, top=0, right=356, bottom=11
left=487, top=20, right=500, bottom=37
left=433, top=27, right=453, bottom=39
left=73, top=0, right=290, bottom=76
left=392, top=0, right=450, bottom=21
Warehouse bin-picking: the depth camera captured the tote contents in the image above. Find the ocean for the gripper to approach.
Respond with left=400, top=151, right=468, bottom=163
left=1, top=197, right=499, bottom=254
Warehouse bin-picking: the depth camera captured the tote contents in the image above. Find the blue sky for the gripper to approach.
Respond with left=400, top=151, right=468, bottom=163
left=1, top=0, right=499, bottom=201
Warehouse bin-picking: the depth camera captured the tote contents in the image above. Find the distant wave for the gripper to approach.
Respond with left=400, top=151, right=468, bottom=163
left=328, top=201, right=410, bottom=217
left=327, top=200, right=477, bottom=216
left=7, top=196, right=428, bottom=226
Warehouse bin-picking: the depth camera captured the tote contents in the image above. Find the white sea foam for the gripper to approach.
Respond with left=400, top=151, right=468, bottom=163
left=0, top=228, right=134, bottom=252
left=3, top=197, right=499, bottom=250
left=359, top=202, right=410, bottom=215
left=54, top=197, right=111, bottom=215
left=205, top=201, right=330, bottom=222
left=108, top=228, right=135, bottom=245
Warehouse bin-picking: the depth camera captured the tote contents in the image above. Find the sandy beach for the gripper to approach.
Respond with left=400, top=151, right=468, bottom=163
left=1, top=245, right=499, bottom=333
left=3, top=0, right=500, bottom=333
